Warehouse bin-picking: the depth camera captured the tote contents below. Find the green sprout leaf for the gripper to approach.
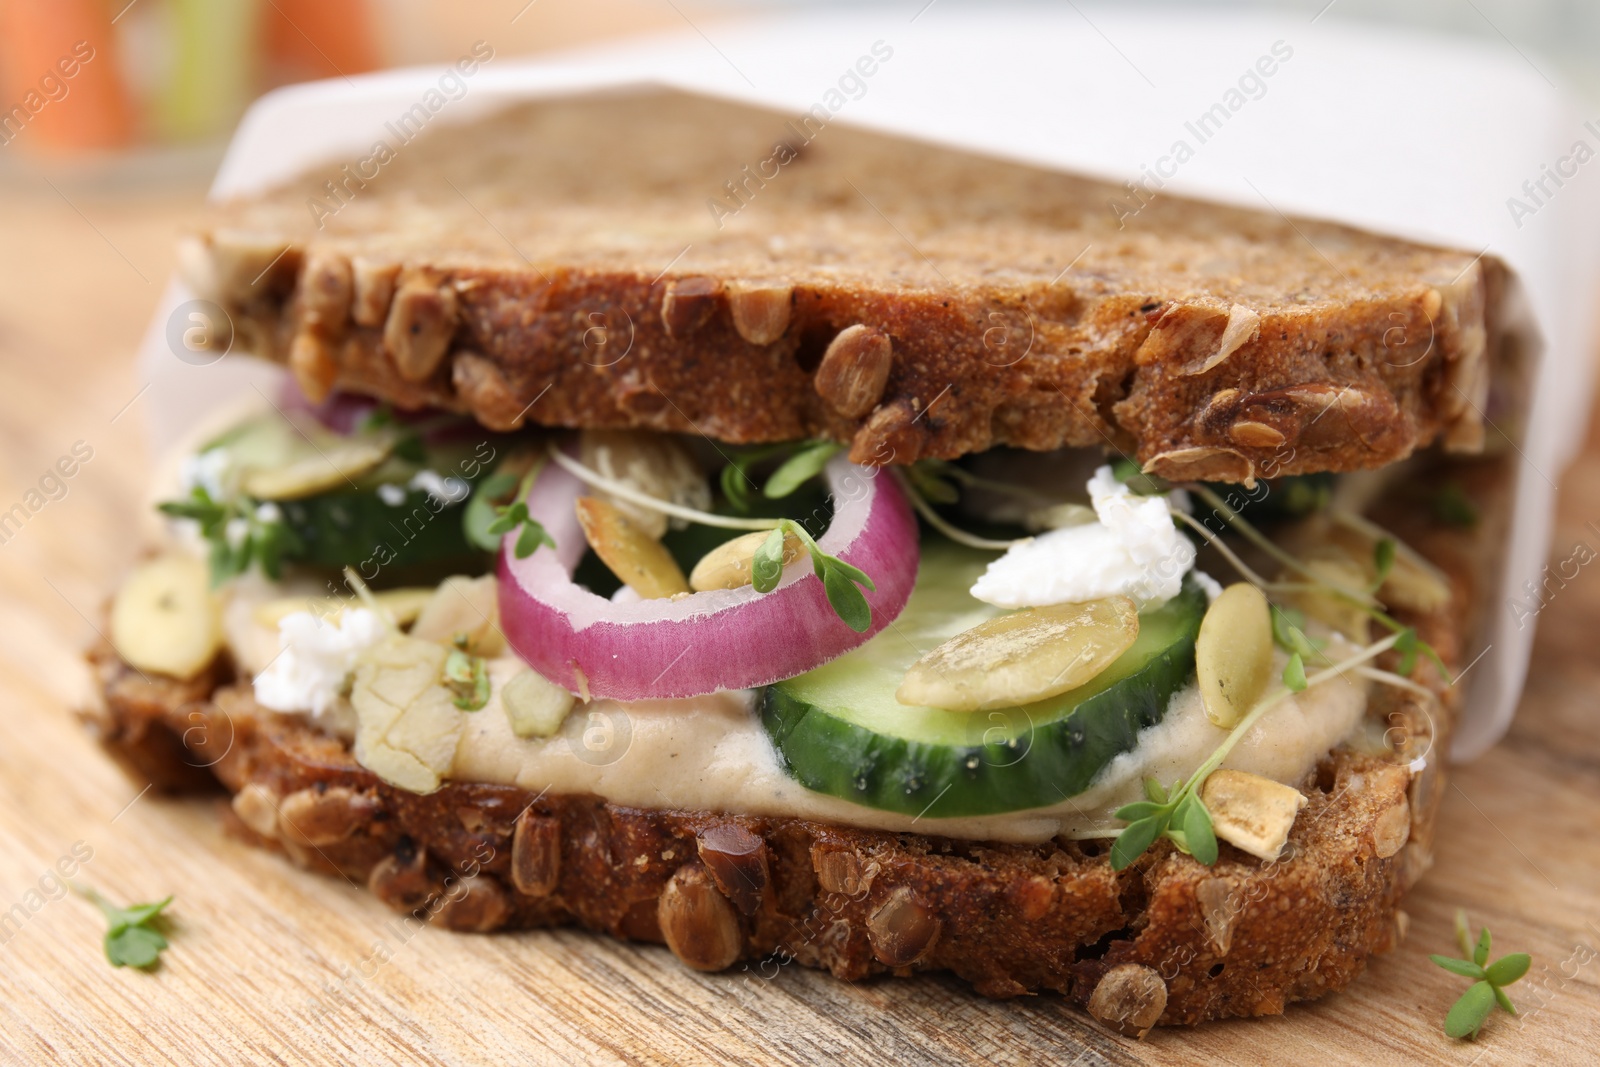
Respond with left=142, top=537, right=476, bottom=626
left=1111, top=800, right=1165, bottom=822
left=721, top=462, right=753, bottom=513
left=464, top=457, right=535, bottom=552
left=1178, top=794, right=1218, bottom=866
left=157, top=487, right=302, bottom=586
left=482, top=493, right=555, bottom=560
left=1433, top=912, right=1530, bottom=1040
left=751, top=528, right=787, bottom=594
left=1432, top=483, right=1479, bottom=528
left=1283, top=652, right=1308, bottom=692
left=1270, top=605, right=1325, bottom=662
left=1395, top=628, right=1420, bottom=677
left=760, top=519, right=877, bottom=632
left=1484, top=953, right=1531, bottom=987
left=1430, top=955, right=1486, bottom=980
left=514, top=520, right=555, bottom=559
left=106, top=925, right=169, bottom=969
left=1445, top=980, right=1496, bottom=1040
left=821, top=566, right=872, bottom=633
left=1143, top=777, right=1169, bottom=804
left=717, top=443, right=789, bottom=513
left=1372, top=537, right=1397, bottom=590
left=764, top=441, right=844, bottom=499
left=1493, top=986, right=1518, bottom=1015
left=1110, top=813, right=1169, bottom=871
left=78, top=888, right=173, bottom=970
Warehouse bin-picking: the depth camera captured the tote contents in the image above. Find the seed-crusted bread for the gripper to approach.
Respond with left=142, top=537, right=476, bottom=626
left=183, top=89, right=1511, bottom=482
left=82, top=621, right=1447, bottom=1031
left=84, top=450, right=1506, bottom=1030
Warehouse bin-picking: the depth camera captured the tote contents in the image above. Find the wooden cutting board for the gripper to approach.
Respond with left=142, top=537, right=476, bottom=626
left=1, top=185, right=1597, bottom=1067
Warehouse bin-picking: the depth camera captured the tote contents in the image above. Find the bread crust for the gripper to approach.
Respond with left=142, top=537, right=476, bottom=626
left=189, top=90, right=1513, bottom=480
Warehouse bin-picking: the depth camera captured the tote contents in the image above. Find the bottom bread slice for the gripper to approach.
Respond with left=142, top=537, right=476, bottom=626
left=84, top=632, right=1449, bottom=1031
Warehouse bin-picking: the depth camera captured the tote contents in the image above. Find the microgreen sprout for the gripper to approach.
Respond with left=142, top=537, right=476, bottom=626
left=443, top=634, right=491, bottom=710
left=752, top=519, right=876, bottom=633
left=482, top=460, right=556, bottom=559
left=1110, top=777, right=1218, bottom=870
left=74, top=885, right=174, bottom=969
left=158, top=487, right=302, bottom=585
left=763, top=440, right=844, bottom=499
left=1431, top=910, right=1530, bottom=1040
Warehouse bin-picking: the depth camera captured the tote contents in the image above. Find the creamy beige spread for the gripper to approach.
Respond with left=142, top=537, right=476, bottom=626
left=220, top=579, right=1368, bottom=844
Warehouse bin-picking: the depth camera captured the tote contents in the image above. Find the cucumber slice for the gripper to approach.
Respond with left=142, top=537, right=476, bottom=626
left=178, top=411, right=496, bottom=580
left=276, top=484, right=481, bottom=577
left=761, top=543, right=1206, bottom=818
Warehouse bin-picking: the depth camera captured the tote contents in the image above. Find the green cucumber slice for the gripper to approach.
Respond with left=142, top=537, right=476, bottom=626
left=182, top=410, right=498, bottom=580
left=761, top=543, right=1205, bottom=818
left=275, top=486, right=480, bottom=576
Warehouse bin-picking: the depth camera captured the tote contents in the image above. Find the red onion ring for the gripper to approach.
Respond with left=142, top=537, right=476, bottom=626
left=497, top=454, right=919, bottom=700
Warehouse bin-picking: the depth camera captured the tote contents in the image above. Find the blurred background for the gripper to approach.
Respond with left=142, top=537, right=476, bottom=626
left=0, top=0, right=1595, bottom=170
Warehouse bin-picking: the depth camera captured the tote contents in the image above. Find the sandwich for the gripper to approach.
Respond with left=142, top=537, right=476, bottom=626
left=87, top=88, right=1526, bottom=1032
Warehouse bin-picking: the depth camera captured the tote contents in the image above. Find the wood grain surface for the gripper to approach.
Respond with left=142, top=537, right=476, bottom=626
left=2, top=180, right=1599, bottom=1067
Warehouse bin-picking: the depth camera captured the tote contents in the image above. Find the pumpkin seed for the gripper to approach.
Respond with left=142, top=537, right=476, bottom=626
left=896, top=597, right=1139, bottom=712
left=574, top=496, right=691, bottom=599
left=1196, top=582, right=1274, bottom=728
left=1201, top=769, right=1307, bottom=861
left=110, top=554, right=222, bottom=679
left=252, top=587, right=434, bottom=631
left=688, top=530, right=804, bottom=591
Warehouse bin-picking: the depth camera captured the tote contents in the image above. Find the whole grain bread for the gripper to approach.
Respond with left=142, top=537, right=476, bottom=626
left=185, top=89, right=1512, bottom=482
left=82, top=634, right=1445, bottom=1031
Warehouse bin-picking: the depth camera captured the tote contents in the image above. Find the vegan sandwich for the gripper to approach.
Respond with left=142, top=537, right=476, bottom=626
left=88, top=89, right=1526, bottom=1031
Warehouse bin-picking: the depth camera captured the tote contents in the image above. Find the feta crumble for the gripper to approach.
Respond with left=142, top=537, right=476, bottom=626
left=408, top=470, right=468, bottom=505
left=254, top=608, right=387, bottom=720
left=970, top=465, right=1196, bottom=611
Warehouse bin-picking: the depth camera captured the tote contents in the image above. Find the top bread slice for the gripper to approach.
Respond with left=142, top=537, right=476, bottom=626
left=183, top=87, right=1511, bottom=481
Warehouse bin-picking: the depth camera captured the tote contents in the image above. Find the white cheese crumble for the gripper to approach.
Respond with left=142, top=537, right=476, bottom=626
left=970, top=465, right=1196, bottom=610
left=254, top=608, right=387, bottom=721
left=408, top=470, right=468, bottom=505
left=376, top=483, right=407, bottom=506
